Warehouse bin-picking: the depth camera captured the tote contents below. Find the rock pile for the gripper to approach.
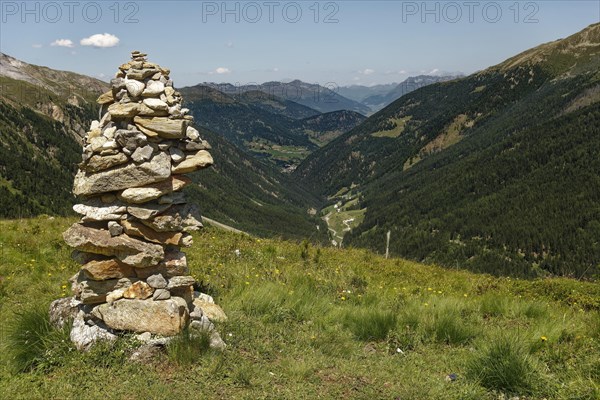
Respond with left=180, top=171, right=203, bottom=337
left=52, top=51, right=227, bottom=351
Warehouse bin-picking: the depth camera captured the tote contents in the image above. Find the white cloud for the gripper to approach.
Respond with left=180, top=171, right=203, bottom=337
left=80, top=33, right=120, bottom=48
left=226, top=41, right=234, bottom=48
left=428, top=68, right=440, bottom=75
left=359, top=68, right=375, bottom=75
left=273, top=67, right=279, bottom=72
left=32, top=44, right=43, bottom=49
left=51, top=39, right=74, bottom=48
left=352, top=76, right=361, bottom=81
left=215, top=67, right=231, bottom=74
left=385, top=69, right=408, bottom=75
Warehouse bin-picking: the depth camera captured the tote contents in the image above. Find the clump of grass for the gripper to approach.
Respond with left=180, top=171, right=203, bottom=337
left=83, top=335, right=137, bottom=368
left=425, top=310, right=477, bottom=345
left=166, top=328, right=212, bottom=365
left=309, top=325, right=355, bottom=357
left=466, top=333, right=547, bottom=396
left=428, top=299, right=477, bottom=345
left=232, top=361, right=254, bottom=387
left=479, top=292, right=511, bottom=318
left=514, top=299, right=549, bottom=320
left=5, top=305, right=73, bottom=372
left=342, top=306, right=397, bottom=341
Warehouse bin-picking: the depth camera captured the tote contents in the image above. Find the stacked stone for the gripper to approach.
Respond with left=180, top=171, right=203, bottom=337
left=59, top=51, right=225, bottom=350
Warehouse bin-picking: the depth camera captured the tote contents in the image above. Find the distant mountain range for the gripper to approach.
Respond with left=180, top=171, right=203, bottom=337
left=296, top=22, right=600, bottom=278
left=201, top=80, right=371, bottom=115
left=336, top=83, right=399, bottom=103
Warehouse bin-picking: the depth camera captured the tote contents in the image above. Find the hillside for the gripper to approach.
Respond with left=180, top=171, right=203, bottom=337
left=0, top=54, right=322, bottom=239
left=180, top=85, right=365, bottom=169
left=1, top=217, right=598, bottom=399
left=183, top=125, right=325, bottom=239
left=0, top=53, right=108, bottom=217
left=362, top=75, right=464, bottom=112
left=295, top=23, right=600, bottom=278
left=300, top=110, right=367, bottom=146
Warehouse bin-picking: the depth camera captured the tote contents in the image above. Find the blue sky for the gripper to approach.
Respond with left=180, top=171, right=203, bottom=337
left=1, top=1, right=598, bottom=87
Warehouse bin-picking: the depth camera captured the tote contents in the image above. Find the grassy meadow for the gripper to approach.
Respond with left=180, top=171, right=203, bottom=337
left=0, top=216, right=598, bottom=399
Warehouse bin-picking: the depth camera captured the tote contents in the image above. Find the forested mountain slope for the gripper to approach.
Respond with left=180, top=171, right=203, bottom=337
left=296, top=23, right=600, bottom=278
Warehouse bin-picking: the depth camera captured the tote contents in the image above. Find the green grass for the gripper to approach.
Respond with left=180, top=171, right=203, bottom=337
left=0, top=217, right=599, bottom=399
left=466, top=333, right=548, bottom=395
left=371, top=116, right=412, bottom=138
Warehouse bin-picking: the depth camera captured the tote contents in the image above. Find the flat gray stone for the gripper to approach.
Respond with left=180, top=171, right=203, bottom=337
left=147, top=273, right=167, bottom=289
left=167, top=275, right=195, bottom=290
left=108, top=221, right=123, bottom=236
left=127, top=203, right=171, bottom=220
left=131, top=145, right=154, bottom=163
left=73, top=204, right=126, bottom=222
left=152, top=288, right=171, bottom=300
left=73, top=152, right=171, bottom=196
left=169, top=147, right=185, bottom=163
left=63, top=223, right=164, bottom=268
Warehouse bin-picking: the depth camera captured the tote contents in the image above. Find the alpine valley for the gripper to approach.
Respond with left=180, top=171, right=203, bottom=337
left=2, top=22, right=600, bottom=278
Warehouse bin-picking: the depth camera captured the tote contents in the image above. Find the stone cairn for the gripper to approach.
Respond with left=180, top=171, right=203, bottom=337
left=51, top=51, right=227, bottom=352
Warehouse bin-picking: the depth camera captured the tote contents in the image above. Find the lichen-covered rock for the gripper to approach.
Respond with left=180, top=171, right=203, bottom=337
left=134, top=249, right=188, bottom=279
left=81, top=258, right=135, bottom=281
left=123, top=281, right=154, bottom=300
left=142, top=203, right=202, bottom=232
left=192, top=299, right=228, bottom=322
left=95, top=297, right=189, bottom=336
left=49, top=297, right=81, bottom=329
left=73, top=204, right=126, bottom=222
left=75, top=276, right=136, bottom=305
left=70, top=311, right=117, bottom=351
left=85, top=153, right=128, bottom=173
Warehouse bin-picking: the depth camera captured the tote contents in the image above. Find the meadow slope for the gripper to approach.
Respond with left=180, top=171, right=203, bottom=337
left=0, top=217, right=598, bottom=399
